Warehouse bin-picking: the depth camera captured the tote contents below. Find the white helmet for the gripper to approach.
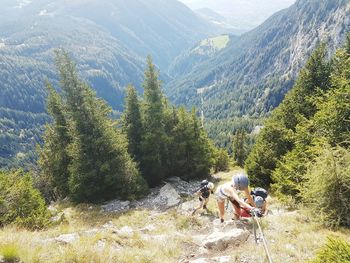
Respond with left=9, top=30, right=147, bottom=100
left=207, top=182, right=214, bottom=190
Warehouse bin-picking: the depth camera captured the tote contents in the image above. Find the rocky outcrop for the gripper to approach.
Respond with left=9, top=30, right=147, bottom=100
left=188, top=256, right=232, bottom=263
left=178, top=200, right=198, bottom=215
left=165, top=177, right=200, bottom=197
left=101, top=177, right=203, bottom=213
left=203, top=228, right=249, bottom=250
left=101, top=200, right=130, bottom=213
left=54, top=233, right=80, bottom=244
left=131, top=183, right=181, bottom=210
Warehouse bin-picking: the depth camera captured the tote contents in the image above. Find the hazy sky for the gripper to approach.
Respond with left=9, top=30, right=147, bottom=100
left=179, top=0, right=296, bottom=31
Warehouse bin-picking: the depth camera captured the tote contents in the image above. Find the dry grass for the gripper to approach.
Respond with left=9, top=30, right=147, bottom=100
left=224, top=203, right=350, bottom=263
left=0, top=169, right=349, bottom=262
left=0, top=204, right=187, bottom=263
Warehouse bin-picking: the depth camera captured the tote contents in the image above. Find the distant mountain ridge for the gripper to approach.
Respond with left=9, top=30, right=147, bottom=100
left=166, top=0, right=350, bottom=120
left=4, top=0, right=223, bottom=68
left=179, top=0, right=296, bottom=34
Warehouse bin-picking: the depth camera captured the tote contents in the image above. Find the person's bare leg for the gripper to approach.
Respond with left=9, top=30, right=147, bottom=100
left=192, top=199, right=205, bottom=215
left=217, top=200, right=225, bottom=222
left=203, top=198, right=209, bottom=211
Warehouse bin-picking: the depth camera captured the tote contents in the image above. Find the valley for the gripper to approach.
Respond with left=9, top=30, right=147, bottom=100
left=0, top=1, right=350, bottom=262
left=1, top=0, right=349, bottom=168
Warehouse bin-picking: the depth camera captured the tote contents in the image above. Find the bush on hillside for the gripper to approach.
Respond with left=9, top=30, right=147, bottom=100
left=0, top=170, right=49, bottom=229
left=213, top=148, right=230, bottom=172
left=302, top=144, right=350, bottom=228
left=0, top=244, right=21, bottom=263
left=272, top=147, right=309, bottom=203
left=309, top=237, right=350, bottom=263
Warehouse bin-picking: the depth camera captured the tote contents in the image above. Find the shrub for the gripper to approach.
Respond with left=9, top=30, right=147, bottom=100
left=213, top=148, right=230, bottom=172
left=0, top=244, right=20, bottom=263
left=309, top=237, right=350, bottom=263
left=0, top=170, right=49, bottom=229
left=302, top=144, right=350, bottom=228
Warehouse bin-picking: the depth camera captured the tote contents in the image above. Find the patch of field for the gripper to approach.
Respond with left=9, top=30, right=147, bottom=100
left=199, top=35, right=230, bottom=50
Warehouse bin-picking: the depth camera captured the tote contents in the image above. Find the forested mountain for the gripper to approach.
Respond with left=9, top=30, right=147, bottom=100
left=0, top=0, right=221, bottom=169
left=0, top=15, right=145, bottom=168
left=2, top=0, right=222, bottom=69
left=166, top=0, right=350, bottom=146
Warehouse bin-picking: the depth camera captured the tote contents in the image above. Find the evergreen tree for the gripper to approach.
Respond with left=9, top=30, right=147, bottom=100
left=232, top=129, right=248, bottom=167
left=140, top=56, right=168, bottom=186
left=345, top=32, right=350, bottom=55
left=302, top=144, right=350, bottom=228
left=121, top=85, right=143, bottom=162
left=54, top=51, right=146, bottom=202
left=188, top=108, right=215, bottom=178
left=213, top=148, right=230, bottom=173
left=163, top=103, right=180, bottom=178
left=271, top=39, right=350, bottom=201
left=246, top=44, right=332, bottom=188
left=168, top=107, right=213, bottom=180
left=0, top=170, right=49, bottom=230
left=38, top=83, right=71, bottom=199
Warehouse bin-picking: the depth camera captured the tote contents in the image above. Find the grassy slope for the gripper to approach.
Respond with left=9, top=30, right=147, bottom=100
left=198, top=35, right=230, bottom=50
left=0, top=170, right=349, bottom=263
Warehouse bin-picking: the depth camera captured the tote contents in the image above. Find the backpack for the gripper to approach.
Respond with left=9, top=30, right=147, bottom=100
left=251, top=187, right=268, bottom=200
left=200, top=180, right=209, bottom=188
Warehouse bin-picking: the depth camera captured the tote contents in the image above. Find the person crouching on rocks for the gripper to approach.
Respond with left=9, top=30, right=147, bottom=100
left=192, top=180, right=215, bottom=215
left=240, top=195, right=267, bottom=218
left=215, top=173, right=259, bottom=223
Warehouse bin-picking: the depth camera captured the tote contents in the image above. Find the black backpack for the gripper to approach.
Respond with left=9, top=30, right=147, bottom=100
left=251, top=187, right=268, bottom=200
left=200, top=180, right=209, bottom=188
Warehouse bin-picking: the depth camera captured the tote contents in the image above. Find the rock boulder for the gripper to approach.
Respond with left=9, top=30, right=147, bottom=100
left=203, top=228, right=249, bottom=250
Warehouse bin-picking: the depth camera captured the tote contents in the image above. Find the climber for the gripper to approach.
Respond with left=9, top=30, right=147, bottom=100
left=215, top=172, right=259, bottom=223
left=192, top=180, right=215, bottom=215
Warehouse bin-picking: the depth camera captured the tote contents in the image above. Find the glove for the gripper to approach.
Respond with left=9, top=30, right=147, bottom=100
left=250, top=208, right=262, bottom=217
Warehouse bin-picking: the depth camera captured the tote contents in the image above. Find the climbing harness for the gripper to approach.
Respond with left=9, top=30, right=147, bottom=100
left=251, top=211, right=273, bottom=263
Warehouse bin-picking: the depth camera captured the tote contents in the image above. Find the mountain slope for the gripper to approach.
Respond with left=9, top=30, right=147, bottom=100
left=168, top=34, right=236, bottom=77
left=0, top=0, right=222, bottom=169
left=166, top=0, right=350, bottom=120
left=10, top=0, right=222, bottom=69
left=0, top=15, right=146, bottom=169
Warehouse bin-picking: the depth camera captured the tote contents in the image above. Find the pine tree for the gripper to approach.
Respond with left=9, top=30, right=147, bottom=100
left=213, top=148, right=230, bottom=173
left=246, top=44, right=332, bottom=188
left=345, top=32, right=350, bottom=55
left=38, top=82, right=71, bottom=199
left=232, top=129, right=248, bottom=167
left=0, top=170, right=49, bottom=230
left=163, top=103, right=179, bottom=178
left=54, top=51, right=146, bottom=202
left=302, top=144, right=350, bottom=228
left=121, top=85, right=143, bottom=162
left=140, top=56, right=168, bottom=186
left=169, top=107, right=213, bottom=180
